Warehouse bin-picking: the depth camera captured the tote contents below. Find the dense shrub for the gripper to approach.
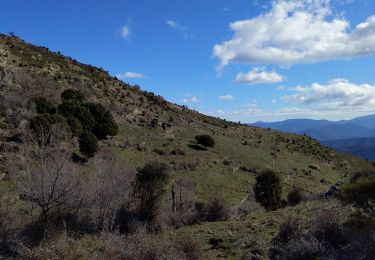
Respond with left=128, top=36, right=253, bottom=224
left=31, top=97, right=56, bottom=114
left=21, top=231, right=205, bottom=260
left=61, top=89, right=84, bottom=102
left=58, top=100, right=118, bottom=139
left=253, top=169, right=282, bottom=210
left=79, top=132, right=98, bottom=158
left=270, top=209, right=352, bottom=259
left=29, top=114, right=52, bottom=133
left=134, top=161, right=170, bottom=222
left=195, top=134, right=215, bottom=148
left=67, top=117, right=83, bottom=136
left=58, top=101, right=95, bottom=132
left=206, top=198, right=229, bottom=222
left=340, top=173, right=375, bottom=215
left=311, top=211, right=348, bottom=249
left=86, top=103, right=118, bottom=139
left=287, top=188, right=305, bottom=206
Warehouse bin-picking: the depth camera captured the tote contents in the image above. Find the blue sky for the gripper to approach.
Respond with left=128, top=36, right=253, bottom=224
left=1, top=0, right=375, bottom=122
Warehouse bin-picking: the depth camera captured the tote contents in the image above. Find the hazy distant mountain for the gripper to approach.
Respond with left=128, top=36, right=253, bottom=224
left=252, top=119, right=332, bottom=134
left=323, top=138, right=375, bottom=161
left=251, top=115, right=375, bottom=160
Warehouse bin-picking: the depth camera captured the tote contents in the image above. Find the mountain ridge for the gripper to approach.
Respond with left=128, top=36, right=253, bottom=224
left=251, top=115, right=375, bottom=160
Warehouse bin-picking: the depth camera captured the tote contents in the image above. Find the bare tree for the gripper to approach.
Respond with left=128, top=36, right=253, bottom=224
left=18, top=125, right=80, bottom=220
left=83, top=149, right=135, bottom=231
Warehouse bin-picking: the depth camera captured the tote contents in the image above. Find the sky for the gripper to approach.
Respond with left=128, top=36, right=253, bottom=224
left=1, top=0, right=375, bottom=123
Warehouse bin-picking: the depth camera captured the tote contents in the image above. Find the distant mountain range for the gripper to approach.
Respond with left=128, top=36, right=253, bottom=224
left=251, top=115, right=375, bottom=160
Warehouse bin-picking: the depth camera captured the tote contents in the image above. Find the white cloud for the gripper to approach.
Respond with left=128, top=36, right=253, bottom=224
left=182, top=96, right=199, bottom=103
left=116, top=72, right=145, bottom=79
left=120, top=25, right=130, bottom=39
left=277, top=86, right=285, bottom=91
left=214, top=0, right=375, bottom=69
left=272, top=99, right=277, bottom=103
left=219, top=95, right=234, bottom=101
left=283, top=79, right=375, bottom=111
left=235, top=67, right=284, bottom=84
left=166, top=20, right=193, bottom=39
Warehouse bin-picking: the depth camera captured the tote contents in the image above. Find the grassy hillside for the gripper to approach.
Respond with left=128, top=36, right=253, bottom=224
left=1, top=35, right=374, bottom=259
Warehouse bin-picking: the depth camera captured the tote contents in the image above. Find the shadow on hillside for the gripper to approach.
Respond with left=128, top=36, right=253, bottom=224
left=187, top=144, right=207, bottom=151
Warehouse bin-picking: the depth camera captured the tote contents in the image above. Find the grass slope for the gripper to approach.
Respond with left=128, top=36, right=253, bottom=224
left=0, top=35, right=373, bottom=257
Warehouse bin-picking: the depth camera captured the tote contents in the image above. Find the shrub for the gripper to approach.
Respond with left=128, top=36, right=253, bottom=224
left=340, top=174, right=375, bottom=215
left=86, top=103, right=118, bottom=139
left=58, top=101, right=95, bottom=132
left=175, top=234, right=204, bottom=260
left=61, top=89, right=84, bottom=102
left=287, top=188, right=305, bottom=206
left=253, top=169, right=282, bottom=210
left=134, top=161, right=170, bottom=222
left=0, top=192, right=12, bottom=253
left=273, top=217, right=303, bottom=246
left=270, top=216, right=323, bottom=260
left=195, top=134, right=215, bottom=148
left=67, top=117, right=83, bottom=136
left=79, top=132, right=98, bottom=159
left=206, top=198, right=229, bottom=222
left=31, top=97, right=56, bottom=114
left=310, top=211, right=348, bottom=249
left=29, top=114, right=52, bottom=133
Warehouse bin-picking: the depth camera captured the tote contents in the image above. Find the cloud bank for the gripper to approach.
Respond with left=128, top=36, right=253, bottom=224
left=235, top=68, right=284, bottom=84
left=214, top=0, right=375, bottom=69
left=283, top=79, right=375, bottom=111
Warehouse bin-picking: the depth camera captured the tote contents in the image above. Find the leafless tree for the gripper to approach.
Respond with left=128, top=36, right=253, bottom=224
left=18, top=125, right=80, bottom=220
left=83, top=149, right=135, bottom=231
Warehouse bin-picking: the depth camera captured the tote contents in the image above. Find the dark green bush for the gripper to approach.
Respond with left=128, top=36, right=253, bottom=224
left=86, top=103, right=119, bottom=139
left=31, top=97, right=56, bottom=114
left=287, top=188, right=305, bottom=206
left=79, top=132, right=98, bottom=159
left=134, top=161, right=169, bottom=222
left=253, top=169, right=282, bottom=210
left=67, top=117, right=83, bottom=136
left=58, top=101, right=95, bottom=132
left=61, top=89, right=84, bottom=102
left=195, top=134, right=215, bottom=148
left=29, top=114, right=52, bottom=133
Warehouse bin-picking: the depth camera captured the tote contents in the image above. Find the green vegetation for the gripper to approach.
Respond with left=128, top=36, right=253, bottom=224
left=254, top=169, right=282, bottom=210
left=134, top=161, right=170, bottom=222
left=31, top=97, right=56, bottom=114
left=340, top=173, right=375, bottom=215
left=58, top=89, right=118, bottom=139
left=79, top=132, right=98, bottom=158
left=58, top=100, right=96, bottom=132
left=86, top=102, right=119, bottom=138
left=66, top=116, right=83, bottom=136
left=29, top=114, right=52, bottom=133
left=287, top=188, right=305, bottom=206
left=61, top=88, right=84, bottom=102
left=195, top=134, right=215, bottom=148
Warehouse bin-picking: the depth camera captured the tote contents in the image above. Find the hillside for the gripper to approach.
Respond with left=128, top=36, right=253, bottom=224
left=1, top=35, right=374, bottom=259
